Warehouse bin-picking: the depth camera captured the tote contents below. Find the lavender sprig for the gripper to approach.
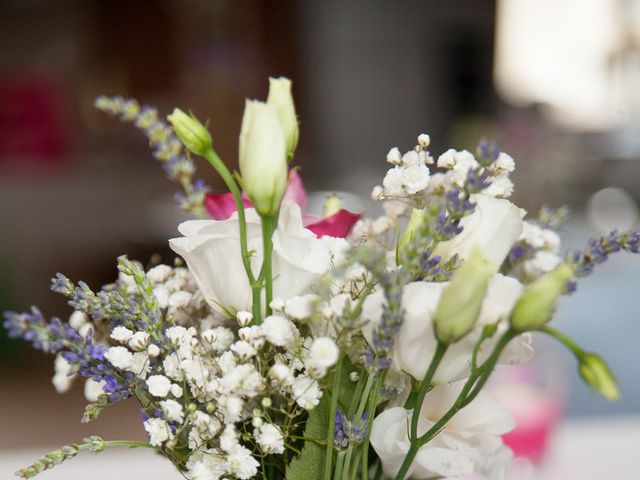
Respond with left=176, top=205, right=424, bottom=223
left=567, top=230, right=640, bottom=279
left=94, top=95, right=209, bottom=217
left=333, top=408, right=369, bottom=449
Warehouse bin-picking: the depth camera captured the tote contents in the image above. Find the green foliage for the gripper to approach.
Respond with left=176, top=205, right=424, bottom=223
left=285, top=357, right=357, bottom=480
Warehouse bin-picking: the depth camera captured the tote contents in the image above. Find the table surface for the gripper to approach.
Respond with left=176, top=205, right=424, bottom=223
left=1, top=414, right=638, bottom=480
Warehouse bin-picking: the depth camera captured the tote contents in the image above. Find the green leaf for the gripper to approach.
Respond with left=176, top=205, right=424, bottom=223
left=285, top=357, right=357, bottom=480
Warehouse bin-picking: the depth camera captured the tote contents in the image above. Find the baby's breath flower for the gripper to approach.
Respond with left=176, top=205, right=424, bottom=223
left=146, top=375, right=172, bottom=397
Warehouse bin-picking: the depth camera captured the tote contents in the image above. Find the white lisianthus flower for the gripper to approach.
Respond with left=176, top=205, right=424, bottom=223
left=362, top=274, right=532, bottom=384
left=169, top=202, right=333, bottom=314
left=370, top=382, right=514, bottom=480
left=434, top=194, right=523, bottom=269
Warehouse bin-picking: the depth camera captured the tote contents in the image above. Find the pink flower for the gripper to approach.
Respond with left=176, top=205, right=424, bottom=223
left=205, top=171, right=361, bottom=238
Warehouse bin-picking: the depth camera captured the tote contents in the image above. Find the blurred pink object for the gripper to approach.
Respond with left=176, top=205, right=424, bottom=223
left=205, top=170, right=361, bottom=238
left=491, top=365, right=566, bottom=463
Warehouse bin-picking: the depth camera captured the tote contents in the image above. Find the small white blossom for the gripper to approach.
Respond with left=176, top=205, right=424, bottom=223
left=78, top=323, right=93, bottom=339
left=269, top=362, right=294, bottom=387
left=308, top=337, right=339, bottom=369
left=292, top=375, right=322, bottom=410
left=153, top=286, right=170, bottom=309
left=144, top=418, right=172, bottom=446
left=382, top=166, right=404, bottom=197
left=494, top=152, right=515, bottom=172
left=219, top=425, right=240, bottom=452
left=204, top=326, right=234, bottom=353
left=52, top=354, right=75, bottom=393
left=163, top=353, right=184, bottom=381
left=269, top=297, right=285, bottom=312
left=227, top=445, right=259, bottom=480
left=160, top=399, right=184, bottom=422
left=238, top=326, right=265, bottom=349
left=255, top=423, right=285, bottom=454
left=524, top=250, right=562, bottom=277
left=127, top=352, right=151, bottom=378
left=128, top=331, right=150, bottom=351
left=170, top=383, right=183, bottom=398
left=220, top=395, right=245, bottom=423
left=284, top=294, right=318, bottom=320
left=105, top=346, right=133, bottom=370
left=520, top=222, right=546, bottom=248
left=437, top=148, right=457, bottom=168
left=371, top=185, right=384, bottom=200
left=262, top=315, right=297, bottom=347
left=165, top=326, right=188, bottom=345
left=110, top=326, right=133, bottom=343
left=84, top=378, right=105, bottom=402
left=146, top=264, right=173, bottom=284
left=417, top=133, right=431, bottom=148
left=236, top=310, right=253, bottom=326
left=230, top=340, right=257, bottom=360
left=401, top=150, right=421, bottom=167
left=146, top=375, right=172, bottom=397
left=147, top=343, right=161, bottom=357
left=169, top=291, right=192, bottom=309
left=386, top=147, right=402, bottom=165
left=371, top=216, right=392, bottom=236
left=68, top=311, right=88, bottom=330
left=401, top=164, right=430, bottom=194
left=543, top=229, right=561, bottom=252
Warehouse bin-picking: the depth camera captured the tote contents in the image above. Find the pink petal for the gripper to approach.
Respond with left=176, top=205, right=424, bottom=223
left=282, top=170, right=308, bottom=210
left=205, top=192, right=252, bottom=220
left=304, top=209, right=362, bottom=238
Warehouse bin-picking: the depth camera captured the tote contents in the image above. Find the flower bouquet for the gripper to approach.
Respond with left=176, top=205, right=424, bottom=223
left=5, top=77, right=638, bottom=480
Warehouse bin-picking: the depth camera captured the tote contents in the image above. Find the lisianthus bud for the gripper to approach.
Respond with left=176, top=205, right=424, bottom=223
left=510, top=263, right=574, bottom=331
left=579, top=353, right=619, bottom=401
left=239, top=100, right=288, bottom=216
left=398, top=208, right=426, bottom=258
left=167, top=108, right=212, bottom=156
left=433, top=249, right=495, bottom=344
left=267, top=77, right=299, bottom=159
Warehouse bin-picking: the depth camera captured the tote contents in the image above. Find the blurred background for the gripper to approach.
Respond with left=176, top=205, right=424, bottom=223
left=0, top=0, right=638, bottom=479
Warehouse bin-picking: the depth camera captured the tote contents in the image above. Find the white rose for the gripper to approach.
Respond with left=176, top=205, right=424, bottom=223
left=370, top=382, right=514, bottom=480
left=434, top=194, right=523, bottom=269
left=361, top=274, right=532, bottom=384
left=169, top=202, right=333, bottom=313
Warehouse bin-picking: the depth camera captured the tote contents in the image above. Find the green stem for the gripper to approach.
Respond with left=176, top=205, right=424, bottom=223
left=539, top=325, right=585, bottom=358
left=409, top=342, right=448, bottom=443
left=341, top=373, right=376, bottom=480
left=202, top=148, right=262, bottom=320
left=335, top=451, right=346, bottom=480
left=393, top=331, right=514, bottom=480
left=323, top=356, right=343, bottom=480
left=361, top=374, right=385, bottom=480
left=261, top=213, right=277, bottom=316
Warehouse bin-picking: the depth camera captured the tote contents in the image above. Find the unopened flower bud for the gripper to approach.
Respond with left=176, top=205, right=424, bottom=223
left=433, top=249, right=495, bottom=343
left=579, top=352, right=619, bottom=401
left=239, top=100, right=287, bottom=217
left=261, top=397, right=272, bottom=408
left=417, top=133, right=431, bottom=149
left=386, top=147, right=402, bottom=165
left=147, top=344, right=160, bottom=357
left=349, top=371, right=360, bottom=383
left=206, top=402, right=216, bottom=414
left=167, top=108, right=212, bottom=156
left=252, top=417, right=263, bottom=428
left=510, top=263, right=574, bottom=331
left=322, top=194, right=342, bottom=218
left=267, top=77, right=299, bottom=158
left=236, top=310, right=253, bottom=327
left=398, top=208, right=426, bottom=259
